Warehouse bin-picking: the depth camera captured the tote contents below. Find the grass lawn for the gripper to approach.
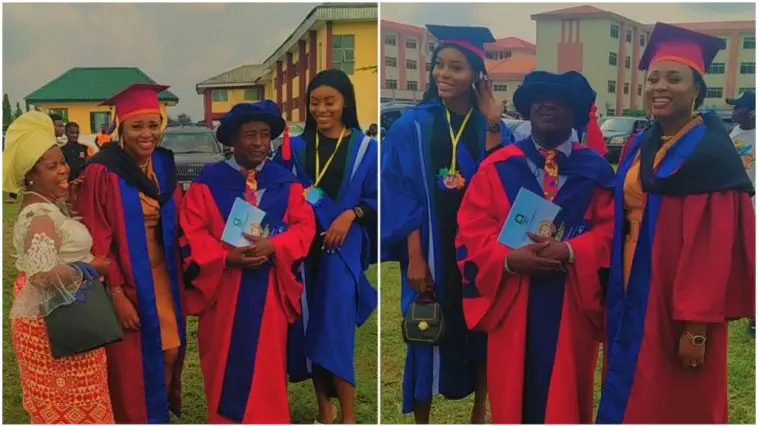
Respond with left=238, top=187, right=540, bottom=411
left=2, top=200, right=378, bottom=424
left=380, top=262, right=756, bottom=424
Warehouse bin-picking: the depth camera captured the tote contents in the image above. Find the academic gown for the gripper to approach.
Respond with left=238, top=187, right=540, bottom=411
left=275, top=128, right=378, bottom=387
left=597, top=113, right=755, bottom=424
left=77, top=147, right=186, bottom=424
left=380, top=101, right=514, bottom=413
left=456, top=139, right=615, bottom=424
left=178, top=160, right=315, bottom=423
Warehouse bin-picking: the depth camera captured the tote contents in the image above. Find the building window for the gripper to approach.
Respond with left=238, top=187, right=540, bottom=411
left=740, top=62, right=755, bottom=74
left=386, top=79, right=397, bottom=90
left=626, top=30, right=632, bottom=43
left=385, top=35, right=396, bottom=46
left=332, top=34, right=355, bottom=75
left=609, top=52, right=617, bottom=66
left=608, top=80, right=616, bottom=93
left=407, top=80, right=418, bottom=91
left=610, top=24, right=619, bottom=39
left=385, top=57, right=397, bottom=67
left=739, top=87, right=754, bottom=95
left=607, top=108, right=616, bottom=116
left=46, top=108, right=69, bottom=122
left=406, top=59, right=418, bottom=70
left=639, top=34, right=646, bottom=47
left=625, top=56, right=631, bottom=69
left=406, top=38, right=417, bottom=49
left=244, top=88, right=259, bottom=101
left=638, top=84, right=642, bottom=96
left=705, top=87, right=724, bottom=98
left=494, top=84, right=508, bottom=92
left=212, top=89, right=228, bottom=102
left=624, top=83, right=630, bottom=94
left=90, top=111, right=110, bottom=133
left=707, top=62, right=726, bottom=74
left=426, top=62, right=432, bottom=71
left=744, top=36, right=755, bottom=49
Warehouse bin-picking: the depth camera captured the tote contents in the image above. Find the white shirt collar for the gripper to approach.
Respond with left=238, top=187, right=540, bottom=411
left=226, top=156, right=266, bottom=172
left=533, top=138, right=573, bottom=157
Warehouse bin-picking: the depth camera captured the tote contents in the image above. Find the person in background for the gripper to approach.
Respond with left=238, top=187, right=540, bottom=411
left=456, top=70, right=614, bottom=423
left=3, top=111, right=114, bottom=423
left=77, top=83, right=186, bottom=423
left=95, top=122, right=115, bottom=148
left=597, top=23, right=754, bottom=424
left=60, top=122, right=92, bottom=181
left=381, top=25, right=514, bottom=424
left=726, top=90, right=756, bottom=337
left=278, top=68, right=377, bottom=424
left=50, top=113, right=66, bottom=144
left=366, top=123, right=378, bottom=138
left=180, top=100, right=315, bottom=423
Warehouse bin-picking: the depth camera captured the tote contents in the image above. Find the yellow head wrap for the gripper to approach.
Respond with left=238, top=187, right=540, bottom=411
left=3, top=111, right=58, bottom=194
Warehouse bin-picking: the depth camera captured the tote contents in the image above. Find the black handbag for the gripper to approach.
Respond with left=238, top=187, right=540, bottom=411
left=401, top=294, right=446, bottom=346
left=44, top=262, right=124, bottom=358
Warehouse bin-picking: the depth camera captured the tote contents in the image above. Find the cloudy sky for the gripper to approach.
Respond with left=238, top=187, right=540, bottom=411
left=382, top=2, right=755, bottom=40
left=3, top=2, right=319, bottom=120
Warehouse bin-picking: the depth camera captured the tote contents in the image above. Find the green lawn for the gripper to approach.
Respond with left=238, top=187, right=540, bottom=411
left=2, top=200, right=377, bottom=424
left=380, top=262, right=756, bottom=424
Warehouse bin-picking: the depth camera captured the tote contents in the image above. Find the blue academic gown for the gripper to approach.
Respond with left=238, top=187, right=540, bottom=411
left=380, top=100, right=514, bottom=413
left=275, top=128, right=378, bottom=387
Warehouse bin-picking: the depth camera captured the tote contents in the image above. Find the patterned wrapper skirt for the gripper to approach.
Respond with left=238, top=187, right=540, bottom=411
left=10, top=274, right=114, bottom=424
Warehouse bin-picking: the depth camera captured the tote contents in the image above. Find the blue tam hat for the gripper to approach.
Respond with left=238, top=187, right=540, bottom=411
left=216, top=100, right=286, bottom=146
left=513, top=70, right=596, bottom=129
left=727, top=90, right=756, bottom=111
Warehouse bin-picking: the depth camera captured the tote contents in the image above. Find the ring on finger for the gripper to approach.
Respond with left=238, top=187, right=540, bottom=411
left=689, top=360, right=698, bottom=368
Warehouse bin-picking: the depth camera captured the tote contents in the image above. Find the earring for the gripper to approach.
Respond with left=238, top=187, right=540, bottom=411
left=691, top=97, right=697, bottom=116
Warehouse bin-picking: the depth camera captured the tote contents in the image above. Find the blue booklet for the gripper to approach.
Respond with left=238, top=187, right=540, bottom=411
left=498, top=188, right=562, bottom=249
left=221, top=198, right=286, bottom=247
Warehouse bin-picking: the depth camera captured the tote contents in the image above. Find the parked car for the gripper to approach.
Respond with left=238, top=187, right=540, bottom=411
left=160, top=126, right=226, bottom=190
left=600, top=116, right=650, bottom=163
left=380, top=102, right=415, bottom=139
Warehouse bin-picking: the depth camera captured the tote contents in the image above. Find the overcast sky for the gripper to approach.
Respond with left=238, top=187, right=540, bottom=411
left=3, top=2, right=319, bottom=120
left=382, top=2, right=755, bottom=41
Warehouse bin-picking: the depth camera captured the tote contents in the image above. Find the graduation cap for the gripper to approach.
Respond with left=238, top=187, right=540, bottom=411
left=639, top=22, right=726, bottom=75
left=727, top=91, right=756, bottom=110
left=101, top=82, right=169, bottom=124
left=426, top=25, right=495, bottom=60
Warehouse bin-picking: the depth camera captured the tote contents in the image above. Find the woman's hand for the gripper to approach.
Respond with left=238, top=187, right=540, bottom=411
left=322, top=210, right=356, bottom=251
left=407, top=253, right=433, bottom=293
left=89, top=256, right=111, bottom=276
left=112, top=288, right=140, bottom=331
left=678, top=330, right=706, bottom=368
left=475, top=79, right=503, bottom=121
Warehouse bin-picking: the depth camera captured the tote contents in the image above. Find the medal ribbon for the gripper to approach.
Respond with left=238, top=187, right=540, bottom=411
left=445, top=108, right=473, bottom=174
left=314, top=127, right=347, bottom=187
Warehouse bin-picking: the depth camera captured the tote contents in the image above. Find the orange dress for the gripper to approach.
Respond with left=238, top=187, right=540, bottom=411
left=622, top=117, right=703, bottom=286
left=140, top=165, right=180, bottom=350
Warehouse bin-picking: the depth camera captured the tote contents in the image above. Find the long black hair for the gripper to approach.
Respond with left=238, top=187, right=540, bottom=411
left=303, top=68, right=361, bottom=140
left=421, top=43, right=488, bottom=105
left=692, top=68, right=707, bottom=109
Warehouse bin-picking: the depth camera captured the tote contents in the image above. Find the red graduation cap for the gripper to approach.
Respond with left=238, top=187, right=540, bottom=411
left=101, top=82, right=169, bottom=123
left=639, top=22, right=726, bottom=75
left=426, top=25, right=495, bottom=60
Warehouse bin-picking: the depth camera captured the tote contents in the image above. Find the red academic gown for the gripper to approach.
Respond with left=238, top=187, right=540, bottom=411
left=77, top=147, right=186, bottom=424
left=597, top=117, right=755, bottom=424
left=178, top=161, right=315, bottom=424
left=456, top=141, right=615, bottom=424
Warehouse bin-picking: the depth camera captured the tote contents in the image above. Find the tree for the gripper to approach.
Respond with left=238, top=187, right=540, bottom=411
left=167, top=115, right=178, bottom=126
left=14, top=102, right=23, bottom=119
left=177, top=113, right=193, bottom=126
left=356, top=65, right=378, bottom=74
left=622, top=108, right=647, bottom=117
left=3, top=94, right=11, bottom=130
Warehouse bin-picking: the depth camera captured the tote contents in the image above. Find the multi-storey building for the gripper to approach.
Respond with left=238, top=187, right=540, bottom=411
left=533, top=5, right=755, bottom=115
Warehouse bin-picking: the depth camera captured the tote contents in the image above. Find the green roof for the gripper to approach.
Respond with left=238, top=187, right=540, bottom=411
left=25, top=67, right=179, bottom=104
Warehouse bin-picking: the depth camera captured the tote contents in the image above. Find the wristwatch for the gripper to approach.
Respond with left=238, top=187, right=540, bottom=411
left=684, top=330, right=707, bottom=346
left=353, top=206, right=365, bottom=219
left=486, top=119, right=501, bottom=133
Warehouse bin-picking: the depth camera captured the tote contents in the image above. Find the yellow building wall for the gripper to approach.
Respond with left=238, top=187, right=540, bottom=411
left=334, top=21, right=378, bottom=126
left=210, top=88, right=257, bottom=114
left=38, top=102, right=171, bottom=135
